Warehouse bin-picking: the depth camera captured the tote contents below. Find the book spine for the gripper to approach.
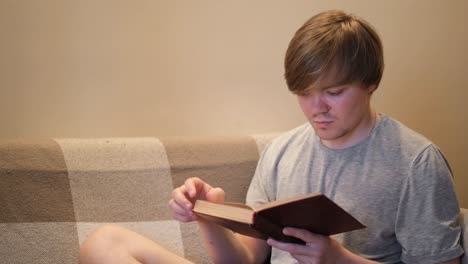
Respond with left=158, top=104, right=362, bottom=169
left=252, top=213, right=305, bottom=245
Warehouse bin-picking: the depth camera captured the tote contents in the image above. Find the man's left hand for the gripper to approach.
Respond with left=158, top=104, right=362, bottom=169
left=266, top=227, right=352, bottom=264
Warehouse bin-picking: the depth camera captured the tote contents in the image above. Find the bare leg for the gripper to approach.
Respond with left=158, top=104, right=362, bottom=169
left=80, top=224, right=194, bottom=264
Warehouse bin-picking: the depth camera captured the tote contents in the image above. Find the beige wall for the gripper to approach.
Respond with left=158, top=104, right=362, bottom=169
left=0, top=0, right=467, bottom=207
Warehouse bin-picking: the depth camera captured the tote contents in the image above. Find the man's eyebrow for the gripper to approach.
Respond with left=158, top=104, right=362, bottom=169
left=318, top=83, right=348, bottom=90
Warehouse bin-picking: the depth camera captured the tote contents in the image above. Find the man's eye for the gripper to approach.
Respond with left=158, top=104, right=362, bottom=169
left=326, top=90, right=342, bottom=96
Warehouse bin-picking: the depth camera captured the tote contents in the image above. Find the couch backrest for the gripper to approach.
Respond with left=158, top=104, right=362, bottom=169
left=0, top=135, right=276, bottom=264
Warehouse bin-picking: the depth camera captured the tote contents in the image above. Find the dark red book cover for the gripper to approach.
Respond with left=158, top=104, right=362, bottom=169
left=194, top=193, right=365, bottom=244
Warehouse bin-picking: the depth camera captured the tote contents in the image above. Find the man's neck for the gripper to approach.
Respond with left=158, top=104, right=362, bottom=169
left=321, top=110, right=379, bottom=150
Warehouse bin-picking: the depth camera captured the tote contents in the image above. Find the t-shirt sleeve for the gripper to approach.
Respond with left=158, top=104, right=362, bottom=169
left=396, top=144, right=464, bottom=263
left=245, top=142, right=276, bottom=208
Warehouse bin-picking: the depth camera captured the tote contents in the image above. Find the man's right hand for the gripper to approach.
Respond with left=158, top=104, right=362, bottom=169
left=168, top=177, right=225, bottom=222
left=169, top=177, right=270, bottom=264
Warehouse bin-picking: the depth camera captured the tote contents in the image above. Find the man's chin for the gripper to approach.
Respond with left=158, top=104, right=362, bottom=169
left=314, top=130, right=344, bottom=142
left=311, top=126, right=336, bottom=138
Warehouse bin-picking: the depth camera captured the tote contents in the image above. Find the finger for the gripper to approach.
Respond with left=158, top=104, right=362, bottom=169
left=267, top=238, right=309, bottom=255
left=283, top=227, right=325, bottom=245
left=173, top=211, right=196, bottom=223
left=185, top=177, right=211, bottom=198
left=184, top=178, right=197, bottom=198
left=171, top=185, right=193, bottom=210
left=168, top=198, right=192, bottom=216
left=206, top=187, right=225, bottom=203
left=168, top=199, right=197, bottom=222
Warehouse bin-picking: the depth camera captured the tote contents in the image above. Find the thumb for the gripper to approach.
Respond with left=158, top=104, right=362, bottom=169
left=206, top=187, right=225, bottom=203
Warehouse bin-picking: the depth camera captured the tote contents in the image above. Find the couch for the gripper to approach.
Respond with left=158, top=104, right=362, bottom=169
left=0, top=136, right=466, bottom=264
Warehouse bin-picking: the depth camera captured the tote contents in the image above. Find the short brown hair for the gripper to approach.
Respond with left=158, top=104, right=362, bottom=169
left=284, top=10, right=384, bottom=94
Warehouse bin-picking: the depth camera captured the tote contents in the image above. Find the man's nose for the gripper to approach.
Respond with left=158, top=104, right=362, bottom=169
left=311, top=95, right=330, bottom=114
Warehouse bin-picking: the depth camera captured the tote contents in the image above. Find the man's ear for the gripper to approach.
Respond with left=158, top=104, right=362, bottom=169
left=368, top=84, right=378, bottom=94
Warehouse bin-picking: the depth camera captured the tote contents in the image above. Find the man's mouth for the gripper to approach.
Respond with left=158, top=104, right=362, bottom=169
left=313, top=120, right=333, bottom=128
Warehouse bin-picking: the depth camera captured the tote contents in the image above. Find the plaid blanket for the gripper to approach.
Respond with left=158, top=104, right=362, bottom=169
left=1, top=135, right=466, bottom=263
left=0, top=135, right=276, bottom=264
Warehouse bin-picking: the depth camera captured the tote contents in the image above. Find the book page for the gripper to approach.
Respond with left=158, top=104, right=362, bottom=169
left=193, top=200, right=253, bottom=224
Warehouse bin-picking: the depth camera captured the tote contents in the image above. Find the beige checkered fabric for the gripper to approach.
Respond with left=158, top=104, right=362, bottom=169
left=0, top=135, right=275, bottom=264
left=1, top=135, right=466, bottom=263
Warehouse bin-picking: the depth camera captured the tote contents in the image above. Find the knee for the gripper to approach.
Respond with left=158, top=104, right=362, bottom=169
left=80, top=224, right=127, bottom=263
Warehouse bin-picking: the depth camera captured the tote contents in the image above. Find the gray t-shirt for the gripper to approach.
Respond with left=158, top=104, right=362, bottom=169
left=246, top=114, right=463, bottom=263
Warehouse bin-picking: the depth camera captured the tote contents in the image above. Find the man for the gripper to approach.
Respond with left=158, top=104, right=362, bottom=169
left=80, top=10, right=463, bottom=263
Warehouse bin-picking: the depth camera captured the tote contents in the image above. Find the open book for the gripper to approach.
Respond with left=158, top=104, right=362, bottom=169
left=193, top=193, right=365, bottom=244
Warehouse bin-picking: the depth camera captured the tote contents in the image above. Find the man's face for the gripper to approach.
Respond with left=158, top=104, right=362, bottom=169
left=297, top=78, right=376, bottom=149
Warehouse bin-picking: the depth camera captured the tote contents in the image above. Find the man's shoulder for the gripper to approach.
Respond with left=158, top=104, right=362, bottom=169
left=378, top=115, right=434, bottom=153
left=268, top=123, right=314, bottom=149
left=258, top=123, right=315, bottom=160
